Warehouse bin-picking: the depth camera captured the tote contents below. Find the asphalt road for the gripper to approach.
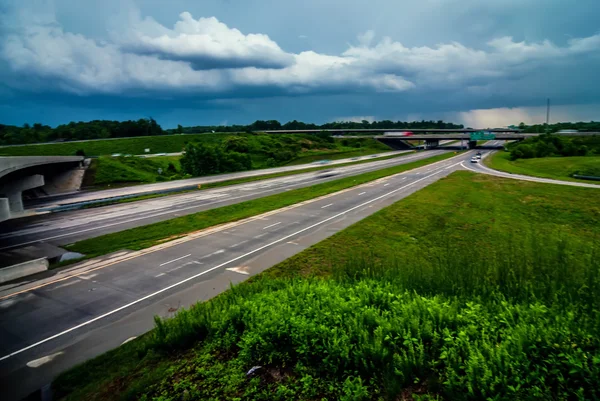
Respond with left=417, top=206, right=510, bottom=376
left=0, top=150, right=447, bottom=251
left=464, top=141, right=600, bottom=188
left=27, top=151, right=408, bottom=209
left=0, top=150, right=472, bottom=401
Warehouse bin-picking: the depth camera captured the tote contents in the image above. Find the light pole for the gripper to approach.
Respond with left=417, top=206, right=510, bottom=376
left=545, top=98, right=550, bottom=133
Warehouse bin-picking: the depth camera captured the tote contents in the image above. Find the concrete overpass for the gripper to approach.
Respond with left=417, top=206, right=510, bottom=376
left=0, top=156, right=85, bottom=222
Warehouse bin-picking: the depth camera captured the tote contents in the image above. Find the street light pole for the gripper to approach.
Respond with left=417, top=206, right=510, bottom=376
left=545, top=98, right=550, bottom=133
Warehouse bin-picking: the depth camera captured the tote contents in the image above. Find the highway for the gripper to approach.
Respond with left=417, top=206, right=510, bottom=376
left=464, top=141, right=600, bottom=188
left=0, top=150, right=473, bottom=401
left=0, top=150, right=446, bottom=250
left=26, top=150, right=408, bottom=209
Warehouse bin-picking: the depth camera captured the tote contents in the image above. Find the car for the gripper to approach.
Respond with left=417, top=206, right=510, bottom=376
left=470, top=157, right=479, bottom=163
left=315, top=169, right=339, bottom=178
left=476, top=154, right=482, bottom=159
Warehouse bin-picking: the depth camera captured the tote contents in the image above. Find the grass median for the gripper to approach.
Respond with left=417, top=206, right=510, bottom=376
left=78, top=153, right=411, bottom=210
left=55, top=171, right=600, bottom=401
left=66, top=152, right=456, bottom=257
left=485, top=151, right=600, bottom=184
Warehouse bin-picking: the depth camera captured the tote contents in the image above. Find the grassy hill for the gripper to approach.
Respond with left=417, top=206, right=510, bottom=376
left=1, top=133, right=391, bottom=187
left=486, top=151, right=600, bottom=184
left=0, top=133, right=389, bottom=159
left=55, top=172, right=600, bottom=400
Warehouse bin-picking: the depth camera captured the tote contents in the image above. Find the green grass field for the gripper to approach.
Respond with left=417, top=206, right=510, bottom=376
left=54, top=172, right=600, bottom=401
left=66, top=152, right=456, bottom=258
left=0, top=133, right=389, bottom=163
left=485, top=151, right=600, bottom=184
left=2, top=133, right=393, bottom=187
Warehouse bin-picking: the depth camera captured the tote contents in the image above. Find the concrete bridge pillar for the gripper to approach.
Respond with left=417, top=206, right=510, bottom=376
left=425, top=139, right=440, bottom=148
left=0, top=174, right=44, bottom=215
left=0, top=198, right=9, bottom=222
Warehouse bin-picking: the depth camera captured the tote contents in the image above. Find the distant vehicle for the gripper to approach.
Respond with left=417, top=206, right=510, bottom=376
left=557, top=129, right=578, bottom=133
left=383, top=131, right=414, bottom=137
left=476, top=153, right=482, bottom=159
left=315, top=169, right=339, bottom=178
left=370, top=154, right=379, bottom=158
left=470, top=157, right=479, bottom=163
left=351, top=157, right=360, bottom=160
left=316, top=159, right=331, bottom=165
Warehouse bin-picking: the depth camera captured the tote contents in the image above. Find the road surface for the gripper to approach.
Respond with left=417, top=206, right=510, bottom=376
left=0, top=150, right=446, bottom=251
left=0, top=150, right=472, bottom=401
left=464, top=141, right=600, bottom=188
left=27, top=151, right=408, bottom=209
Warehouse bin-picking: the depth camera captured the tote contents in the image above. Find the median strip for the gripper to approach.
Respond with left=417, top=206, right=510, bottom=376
left=65, top=152, right=460, bottom=260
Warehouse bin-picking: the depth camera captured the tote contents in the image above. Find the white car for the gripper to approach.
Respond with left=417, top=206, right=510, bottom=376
left=470, top=157, right=479, bottom=163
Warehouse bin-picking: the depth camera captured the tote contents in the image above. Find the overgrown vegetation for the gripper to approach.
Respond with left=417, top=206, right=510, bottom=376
left=66, top=152, right=456, bottom=257
left=486, top=151, right=600, bottom=183
left=0, top=131, right=390, bottom=173
left=54, top=172, right=600, bottom=401
left=91, top=156, right=184, bottom=186
left=507, top=133, right=600, bottom=160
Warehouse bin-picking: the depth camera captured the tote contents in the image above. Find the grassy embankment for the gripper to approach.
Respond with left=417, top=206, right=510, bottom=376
left=66, top=152, right=456, bottom=258
left=485, top=151, right=600, bottom=185
left=54, top=171, right=600, bottom=401
left=1, top=133, right=391, bottom=187
left=83, top=152, right=413, bottom=208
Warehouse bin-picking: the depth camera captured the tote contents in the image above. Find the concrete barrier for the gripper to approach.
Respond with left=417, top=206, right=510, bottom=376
left=0, top=258, right=49, bottom=284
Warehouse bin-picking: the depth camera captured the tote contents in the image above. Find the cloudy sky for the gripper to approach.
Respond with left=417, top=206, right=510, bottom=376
left=1, top=0, right=599, bottom=128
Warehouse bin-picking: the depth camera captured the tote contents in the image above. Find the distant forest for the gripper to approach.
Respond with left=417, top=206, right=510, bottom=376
left=0, top=119, right=463, bottom=146
left=1, top=118, right=598, bottom=146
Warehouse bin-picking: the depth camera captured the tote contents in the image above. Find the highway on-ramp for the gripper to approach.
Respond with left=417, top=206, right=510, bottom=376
left=0, top=150, right=446, bottom=250
left=0, top=150, right=473, bottom=401
left=464, top=141, right=600, bottom=188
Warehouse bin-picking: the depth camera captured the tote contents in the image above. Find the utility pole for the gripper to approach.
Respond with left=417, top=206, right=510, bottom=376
left=545, top=98, right=550, bottom=132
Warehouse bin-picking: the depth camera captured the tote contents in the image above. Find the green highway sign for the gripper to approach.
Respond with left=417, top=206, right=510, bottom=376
left=470, top=131, right=496, bottom=141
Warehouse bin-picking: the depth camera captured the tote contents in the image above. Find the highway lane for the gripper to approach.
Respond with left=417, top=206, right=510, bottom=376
left=0, top=150, right=447, bottom=250
left=465, top=141, right=600, bottom=188
left=26, top=150, right=408, bottom=209
left=0, top=150, right=475, bottom=401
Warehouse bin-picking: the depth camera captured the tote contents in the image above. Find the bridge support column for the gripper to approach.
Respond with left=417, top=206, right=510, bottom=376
left=0, top=198, right=9, bottom=222
left=468, top=140, right=477, bottom=149
left=426, top=139, right=440, bottom=148
left=0, top=174, right=44, bottom=216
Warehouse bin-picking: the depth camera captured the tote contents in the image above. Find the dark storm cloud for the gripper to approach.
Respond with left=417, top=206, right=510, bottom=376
left=0, top=0, right=599, bottom=127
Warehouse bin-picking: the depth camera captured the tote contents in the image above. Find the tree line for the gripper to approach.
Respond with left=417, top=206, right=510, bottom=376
left=0, top=118, right=465, bottom=146
left=172, top=119, right=464, bottom=134
left=508, top=133, right=600, bottom=160
left=518, top=121, right=600, bottom=133
left=0, top=119, right=163, bottom=146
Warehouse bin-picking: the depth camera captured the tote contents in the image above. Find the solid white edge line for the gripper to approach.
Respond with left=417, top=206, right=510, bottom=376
left=159, top=254, right=191, bottom=267
left=0, top=160, right=460, bottom=362
left=262, top=222, right=281, bottom=230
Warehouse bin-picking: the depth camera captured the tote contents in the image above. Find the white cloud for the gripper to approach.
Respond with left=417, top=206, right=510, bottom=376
left=344, top=32, right=600, bottom=88
left=1, top=5, right=599, bottom=103
left=117, top=11, right=295, bottom=69
left=455, top=105, right=600, bottom=127
left=0, top=12, right=412, bottom=97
